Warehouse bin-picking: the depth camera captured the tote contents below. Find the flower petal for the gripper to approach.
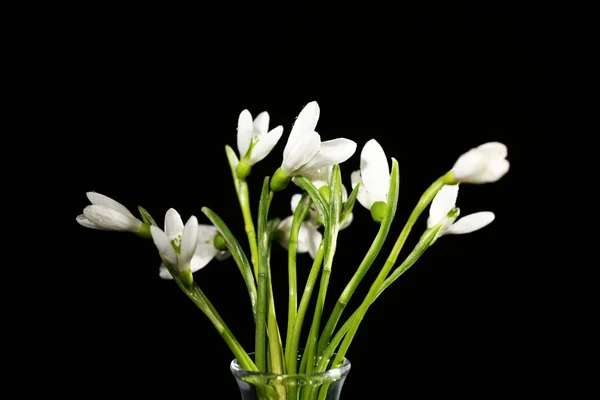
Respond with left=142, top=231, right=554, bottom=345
left=351, top=170, right=372, bottom=209
left=282, top=131, right=321, bottom=175
left=282, top=102, right=321, bottom=174
left=159, top=263, right=173, bottom=280
left=197, top=224, right=218, bottom=244
left=301, top=166, right=332, bottom=189
left=164, top=208, right=184, bottom=239
left=443, top=211, right=495, bottom=235
left=253, top=111, right=270, bottom=136
left=360, top=139, right=390, bottom=203
left=275, top=216, right=294, bottom=249
left=151, top=226, right=177, bottom=265
left=298, top=138, right=357, bottom=174
left=305, top=224, right=323, bottom=259
left=427, top=185, right=459, bottom=228
left=191, top=244, right=220, bottom=272
left=83, top=205, right=141, bottom=232
left=478, top=142, right=507, bottom=158
left=237, top=109, right=254, bottom=159
left=76, top=214, right=104, bottom=230
left=180, top=216, right=199, bottom=264
left=477, top=158, right=510, bottom=183
left=451, top=150, right=487, bottom=181
left=340, top=212, right=353, bottom=230
left=290, top=193, right=303, bottom=213
left=86, top=192, right=135, bottom=218
left=249, top=125, right=283, bottom=165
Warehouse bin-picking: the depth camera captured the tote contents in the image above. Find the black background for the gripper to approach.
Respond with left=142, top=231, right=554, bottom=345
left=73, top=2, right=596, bottom=398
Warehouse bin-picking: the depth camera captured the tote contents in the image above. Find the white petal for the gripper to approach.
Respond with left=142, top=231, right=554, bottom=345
left=282, top=102, right=321, bottom=174
left=477, top=142, right=507, bottom=158
left=359, top=139, right=390, bottom=203
left=180, top=216, right=199, bottom=264
left=190, top=244, right=220, bottom=272
left=477, top=158, right=510, bottom=183
left=298, top=138, right=357, bottom=174
left=76, top=214, right=104, bottom=230
left=159, top=263, right=174, bottom=280
left=340, top=212, right=353, bottom=230
left=290, top=193, right=303, bottom=213
left=443, top=212, right=495, bottom=235
left=282, top=131, right=321, bottom=175
left=341, top=184, right=349, bottom=202
left=351, top=170, right=372, bottom=210
left=237, top=109, right=254, bottom=159
left=248, top=125, right=283, bottom=165
left=301, top=166, right=332, bottom=188
left=451, top=150, right=487, bottom=181
left=253, top=111, right=270, bottom=136
left=86, top=192, right=135, bottom=218
left=83, top=205, right=142, bottom=232
left=164, top=208, right=184, bottom=239
left=427, top=185, right=459, bottom=228
left=275, top=216, right=294, bottom=249
left=197, top=224, right=218, bottom=244
left=305, top=224, right=323, bottom=259
left=151, top=226, right=177, bottom=265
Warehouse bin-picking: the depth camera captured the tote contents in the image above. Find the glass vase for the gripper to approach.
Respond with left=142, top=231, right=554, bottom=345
left=230, top=352, right=351, bottom=400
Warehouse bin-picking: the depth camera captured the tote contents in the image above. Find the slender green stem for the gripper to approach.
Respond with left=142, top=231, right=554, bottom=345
left=286, top=243, right=325, bottom=373
left=316, top=159, right=400, bottom=356
left=284, top=193, right=312, bottom=363
left=255, top=178, right=272, bottom=371
left=240, top=180, right=260, bottom=278
left=300, top=165, right=342, bottom=381
left=267, top=253, right=285, bottom=374
left=328, top=173, right=451, bottom=369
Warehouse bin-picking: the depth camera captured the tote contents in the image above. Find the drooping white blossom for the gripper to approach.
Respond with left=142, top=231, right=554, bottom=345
left=275, top=215, right=322, bottom=259
left=271, top=101, right=356, bottom=190
left=76, top=192, right=142, bottom=232
left=237, top=109, right=284, bottom=166
left=351, top=139, right=391, bottom=210
left=451, top=142, right=510, bottom=184
left=151, top=209, right=228, bottom=280
left=427, top=184, right=495, bottom=237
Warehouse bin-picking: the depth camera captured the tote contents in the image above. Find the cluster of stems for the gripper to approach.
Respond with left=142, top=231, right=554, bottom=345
left=154, top=145, right=458, bottom=398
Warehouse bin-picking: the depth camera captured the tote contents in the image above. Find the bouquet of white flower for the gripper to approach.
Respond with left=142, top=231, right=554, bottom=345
left=77, top=101, right=509, bottom=400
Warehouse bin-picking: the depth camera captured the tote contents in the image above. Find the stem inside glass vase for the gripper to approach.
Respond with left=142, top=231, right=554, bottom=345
left=231, top=351, right=351, bottom=400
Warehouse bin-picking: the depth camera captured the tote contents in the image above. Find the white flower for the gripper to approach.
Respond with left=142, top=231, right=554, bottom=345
left=275, top=215, right=322, bottom=259
left=350, top=139, right=391, bottom=210
left=427, top=184, right=495, bottom=236
left=76, top=192, right=142, bottom=232
left=274, top=101, right=356, bottom=184
left=151, top=209, right=228, bottom=280
left=237, top=109, right=283, bottom=166
left=451, top=142, right=510, bottom=183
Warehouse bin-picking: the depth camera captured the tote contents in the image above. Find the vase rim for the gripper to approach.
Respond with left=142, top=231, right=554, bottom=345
left=230, top=352, right=351, bottom=380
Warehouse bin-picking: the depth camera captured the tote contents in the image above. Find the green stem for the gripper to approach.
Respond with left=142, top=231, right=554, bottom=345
left=170, top=271, right=256, bottom=371
left=255, top=178, right=272, bottom=371
left=286, top=243, right=325, bottom=374
left=328, top=173, right=451, bottom=369
left=316, top=159, right=400, bottom=357
left=240, top=180, right=260, bottom=279
left=267, top=253, right=285, bottom=375
left=284, top=193, right=312, bottom=363
left=300, top=165, right=342, bottom=380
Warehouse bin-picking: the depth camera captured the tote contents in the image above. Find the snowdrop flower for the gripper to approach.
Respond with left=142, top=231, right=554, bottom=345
left=351, top=139, right=391, bottom=222
left=76, top=192, right=148, bottom=236
left=236, top=109, right=284, bottom=179
left=270, top=101, right=357, bottom=191
left=427, top=184, right=495, bottom=238
left=451, top=142, right=510, bottom=184
left=151, top=209, right=228, bottom=285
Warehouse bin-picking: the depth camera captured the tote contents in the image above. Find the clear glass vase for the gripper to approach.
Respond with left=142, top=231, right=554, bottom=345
left=230, top=352, right=351, bottom=400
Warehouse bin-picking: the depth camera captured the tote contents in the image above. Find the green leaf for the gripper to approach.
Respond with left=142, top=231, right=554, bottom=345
left=340, top=181, right=359, bottom=226
left=225, top=145, right=241, bottom=194
left=202, top=207, right=258, bottom=321
left=138, top=206, right=158, bottom=226
left=386, top=158, right=400, bottom=222
left=295, top=176, right=330, bottom=222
